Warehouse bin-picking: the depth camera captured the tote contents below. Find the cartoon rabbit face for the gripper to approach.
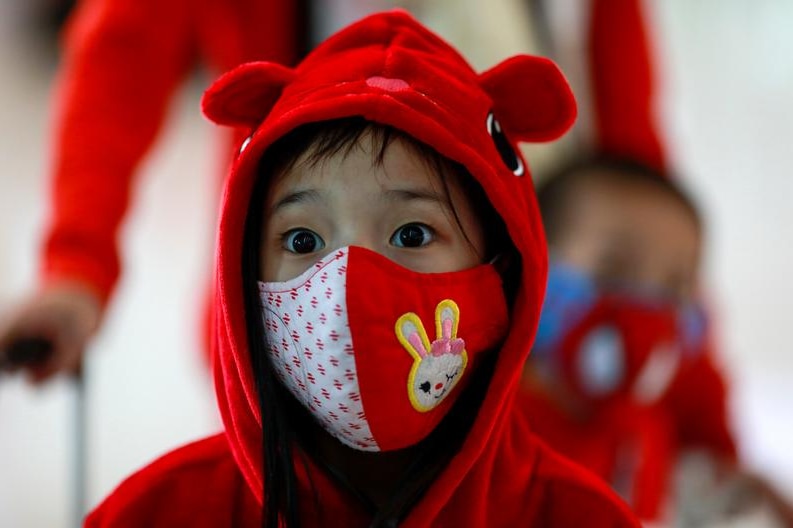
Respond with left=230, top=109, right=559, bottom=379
left=411, top=352, right=465, bottom=409
left=396, top=299, right=468, bottom=412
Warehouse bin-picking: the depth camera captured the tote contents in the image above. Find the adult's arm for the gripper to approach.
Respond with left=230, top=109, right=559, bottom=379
left=0, top=0, right=196, bottom=380
left=588, top=0, right=667, bottom=170
left=42, top=0, right=197, bottom=306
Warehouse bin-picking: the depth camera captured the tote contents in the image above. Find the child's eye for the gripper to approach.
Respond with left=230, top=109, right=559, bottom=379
left=390, top=223, right=434, bottom=248
left=283, top=229, right=325, bottom=254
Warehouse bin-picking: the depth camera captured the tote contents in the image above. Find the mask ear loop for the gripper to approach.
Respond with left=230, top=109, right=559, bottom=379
left=487, top=253, right=510, bottom=281
left=488, top=250, right=517, bottom=280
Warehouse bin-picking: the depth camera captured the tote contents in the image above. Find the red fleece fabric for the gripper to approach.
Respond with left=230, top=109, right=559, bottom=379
left=662, top=344, right=737, bottom=460
left=589, top=0, right=666, bottom=170
left=41, top=0, right=300, bottom=305
left=86, top=422, right=637, bottom=527
left=519, top=339, right=736, bottom=521
left=86, top=11, right=639, bottom=527
left=518, top=390, right=677, bottom=521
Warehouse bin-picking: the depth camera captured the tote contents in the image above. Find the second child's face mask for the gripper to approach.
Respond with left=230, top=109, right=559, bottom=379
left=258, top=246, right=509, bottom=452
left=534, top=263, right=707, bottom=407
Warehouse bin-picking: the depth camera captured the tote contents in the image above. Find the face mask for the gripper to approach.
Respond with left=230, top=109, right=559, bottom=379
left=258, top=246, right=509, bottom=452
left=534, top=263, right=706, bottom=406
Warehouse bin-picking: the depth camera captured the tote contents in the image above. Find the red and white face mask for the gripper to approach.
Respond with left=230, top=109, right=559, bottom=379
left=258, top=246, right=509, bottom=452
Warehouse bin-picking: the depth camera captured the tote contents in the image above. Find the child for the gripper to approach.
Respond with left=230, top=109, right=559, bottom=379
left=85, top=11, right=640, bottom=527
left=519, top=157, right=790, bottom=524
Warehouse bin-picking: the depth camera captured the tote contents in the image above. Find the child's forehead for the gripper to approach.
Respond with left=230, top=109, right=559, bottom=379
left=551, top=169, right=702, bottom=293
left=268, top=133, right=451, bottom=195
left=564, top=170, right=697, bottom=222
left=559, top=171, right=702, bottom=252
left=273, top=128, right=447, bottom=184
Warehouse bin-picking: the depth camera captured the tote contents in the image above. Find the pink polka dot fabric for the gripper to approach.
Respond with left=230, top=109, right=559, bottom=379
left=258, top=248, right=379, bottom=451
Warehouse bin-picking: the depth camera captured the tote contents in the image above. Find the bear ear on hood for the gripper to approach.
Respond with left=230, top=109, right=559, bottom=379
left=479, top=55, right=577, bottom=143
left=202, top=61, right=296, bottom=128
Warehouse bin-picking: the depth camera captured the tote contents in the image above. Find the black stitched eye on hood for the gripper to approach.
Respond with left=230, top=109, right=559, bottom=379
left=486, top=111, right=524, bottom=176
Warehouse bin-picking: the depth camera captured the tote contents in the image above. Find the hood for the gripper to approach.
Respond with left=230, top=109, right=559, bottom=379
left=202, top=9, right=575, bottom=507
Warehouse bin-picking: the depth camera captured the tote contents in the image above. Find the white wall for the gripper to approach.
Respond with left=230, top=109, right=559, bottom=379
left=651, top=0, right=793, bottom=497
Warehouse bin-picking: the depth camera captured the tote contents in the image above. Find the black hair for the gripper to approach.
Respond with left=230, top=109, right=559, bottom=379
left=262, top=117, right=511, bottom=262
left=536, top=155, right=702, bottom=245
left=241, top=117, right=515, bottom=527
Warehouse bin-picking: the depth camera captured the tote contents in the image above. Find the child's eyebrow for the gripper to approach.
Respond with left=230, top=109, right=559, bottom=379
left=383, top=188, right=449, bottom=206
left=271, top=189, right=324, bottom=212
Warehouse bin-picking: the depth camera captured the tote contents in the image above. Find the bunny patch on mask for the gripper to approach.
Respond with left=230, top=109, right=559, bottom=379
left=397, top=300, right=469, bottom=412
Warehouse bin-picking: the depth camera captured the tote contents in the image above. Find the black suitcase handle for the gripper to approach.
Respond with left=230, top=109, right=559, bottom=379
left=1, top=337, right=54, bottom=369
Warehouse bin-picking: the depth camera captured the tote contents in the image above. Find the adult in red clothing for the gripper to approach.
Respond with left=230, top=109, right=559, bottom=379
left=85, top=11, right=641, bottom=527
left=0, top=0, right=303, bottom=380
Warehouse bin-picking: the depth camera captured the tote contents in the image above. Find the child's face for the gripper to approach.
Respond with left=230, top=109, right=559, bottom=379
left=259, top=133, right=488, bottom=282
left=551, top=172, right=701, bottom=300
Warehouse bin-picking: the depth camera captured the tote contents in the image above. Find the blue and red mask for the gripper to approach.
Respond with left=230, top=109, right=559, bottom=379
left=534, top=263, right=708, bottom=407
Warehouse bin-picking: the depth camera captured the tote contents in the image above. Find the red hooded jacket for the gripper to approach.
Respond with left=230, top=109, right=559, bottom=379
left=85, top=11, right=639, bottom=527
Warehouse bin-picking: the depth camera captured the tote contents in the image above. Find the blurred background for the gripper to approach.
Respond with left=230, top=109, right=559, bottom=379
left=0, top=0, right=791, bottom=526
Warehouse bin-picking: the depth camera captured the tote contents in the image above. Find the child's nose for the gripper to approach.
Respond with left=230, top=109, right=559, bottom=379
left=338, top=227, right=380, bottom=254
